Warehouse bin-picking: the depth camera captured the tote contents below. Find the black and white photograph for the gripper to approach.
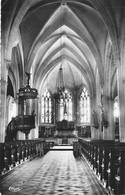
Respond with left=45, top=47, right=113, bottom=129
left=0, top=0, right=125, bottom=194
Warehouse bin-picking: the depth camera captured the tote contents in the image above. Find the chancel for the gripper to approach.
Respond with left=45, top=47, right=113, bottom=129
left=0, top=0, right=125, bottom=195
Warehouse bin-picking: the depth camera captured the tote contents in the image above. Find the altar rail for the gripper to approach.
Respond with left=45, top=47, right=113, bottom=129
left=0, top=139, right=54, bottom=176
left=78, top=138, right=125, bottom=195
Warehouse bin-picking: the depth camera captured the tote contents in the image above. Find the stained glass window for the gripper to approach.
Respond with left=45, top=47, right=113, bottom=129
left=59, top=89, right=72, bottom=121
left=114, top=96, right=119, bottom=120
left=41, top=89, right=52, bottom=123
left=80, top=88, right=90, bottom=123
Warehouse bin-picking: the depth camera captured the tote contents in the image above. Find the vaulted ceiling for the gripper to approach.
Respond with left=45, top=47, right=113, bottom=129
left=2, top=0, right=122, bottom=97
left=19, top=1, right=107, bottom=95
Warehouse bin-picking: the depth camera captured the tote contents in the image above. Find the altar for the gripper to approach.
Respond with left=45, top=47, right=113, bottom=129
left=54, top=120, right=77, bottom=145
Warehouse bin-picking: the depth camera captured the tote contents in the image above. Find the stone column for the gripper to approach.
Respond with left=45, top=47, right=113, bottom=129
left=34, top=98, right=38, bottom=138
left=38, top=96, right=41, bottom=127
left=118, top=68, right=125, bottom=142
left=91, top=93, right=100, bottom=139
left=18, top=97, right=24, bottom=115
left=0, top=61, right=10, bottom=142
left=53, top=98, right=56, bottom=125
left=0, top=79, right=7, bottom=142
left=100, top=94, right=110, bottom=140
left=17, top=97, right=25, bottom=140
left=108, top=98, right=115, bottom=140
left=101, top=95, right=115, bottom=140
left=75, top=91, right=80, bottom=125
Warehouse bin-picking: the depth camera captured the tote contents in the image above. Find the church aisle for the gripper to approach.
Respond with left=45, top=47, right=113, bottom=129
left=0, top=150, right=108, bottom=195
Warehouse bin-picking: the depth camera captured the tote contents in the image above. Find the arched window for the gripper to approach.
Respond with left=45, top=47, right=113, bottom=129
left=80, top=88, right=90, bottom=123
left=114, top=96, right=119, bottom=121
left=59, top=89, right=73, bottom=121
left=41, top=89, right=52, bottom=123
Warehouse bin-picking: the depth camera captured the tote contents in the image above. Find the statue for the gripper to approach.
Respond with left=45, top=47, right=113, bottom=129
left=100, top=94, right=109, bottom=128
left=92, top=110, right=99, bottom=129
left=25, top=72, right=31, bottom=86
left=31, top=110, right=36, bottom=117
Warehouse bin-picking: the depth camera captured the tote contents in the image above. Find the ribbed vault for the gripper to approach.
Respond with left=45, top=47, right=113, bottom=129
left=4, top=0, right=113, bottom=97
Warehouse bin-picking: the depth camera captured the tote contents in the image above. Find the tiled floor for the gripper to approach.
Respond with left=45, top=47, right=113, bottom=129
left=0, top=149, right=108, bottom=195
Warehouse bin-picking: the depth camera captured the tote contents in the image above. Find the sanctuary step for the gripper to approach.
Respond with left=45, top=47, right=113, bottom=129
left=50, top=145, right=73, bottom=150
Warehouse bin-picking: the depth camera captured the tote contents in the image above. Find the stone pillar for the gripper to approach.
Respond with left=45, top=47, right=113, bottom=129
left=53, top=98, right=56, bottom=125
left=108, top=98, right=115, bottom=140
left=29, top=98, right=38, bottom=139
left=100, top=95, right=110, bottom=140
left=0, top=61, right=10, bottom=142
left=18, top=97, right=24, bottom=115
left=118, top=68, right=125, bottom=142
left=38, top=96, right=41, bottom=127
left=75, top=91, right=80, bottom=125
left=113, top=45, right=125, bottom=142
left=91, top=93, right=100, bottom=139
left=0, top=79, right=7, bottom=142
